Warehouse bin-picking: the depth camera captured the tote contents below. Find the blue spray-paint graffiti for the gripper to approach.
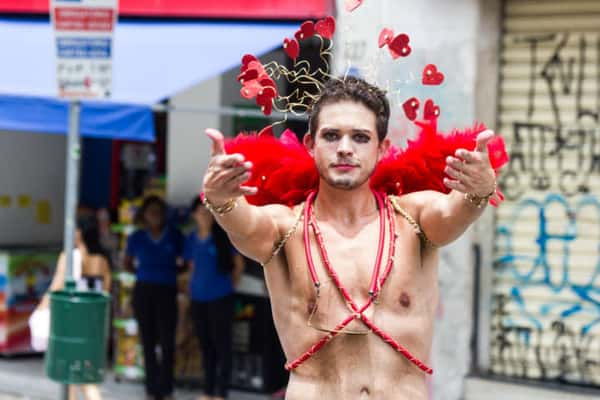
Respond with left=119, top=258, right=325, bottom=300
left=492, top=193, right=600, bottom=385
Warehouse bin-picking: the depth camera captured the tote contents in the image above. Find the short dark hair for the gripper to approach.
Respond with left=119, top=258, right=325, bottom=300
left=309, top=76, right=390, bottom=141
left=77, top=214, right=101, bottom=254
left=135, top=195, right=167, bottom=225
left=77, top=214, right=112, bottom=269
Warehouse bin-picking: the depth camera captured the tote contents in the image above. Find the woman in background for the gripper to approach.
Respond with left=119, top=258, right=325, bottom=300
left=185, top=197, right=244, bottom=400
left=33, top=214, right=112, bottom=400
left=125, top=195, right=184, bottom=400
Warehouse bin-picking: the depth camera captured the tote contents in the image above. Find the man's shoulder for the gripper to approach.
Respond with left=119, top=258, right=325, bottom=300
left=390, top=191, right=443, bottom=207
left=388, top=191, right=444, bottom=222
left=257, top=203, right=304, bottom=244
left=259, top=203, right=299, bottom=222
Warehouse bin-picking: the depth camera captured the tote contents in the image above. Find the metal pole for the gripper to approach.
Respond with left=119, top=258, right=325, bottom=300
left=61, top=99, right=81, bottom=399
left=63, top=99, right=81, bottom=287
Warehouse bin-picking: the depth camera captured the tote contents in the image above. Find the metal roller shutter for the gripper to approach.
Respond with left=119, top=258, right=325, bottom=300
left=492, top=0, right=600, bottom=387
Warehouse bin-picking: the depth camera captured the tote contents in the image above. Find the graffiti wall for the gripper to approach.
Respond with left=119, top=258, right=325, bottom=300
left=492, top=1, right=600, bottom=387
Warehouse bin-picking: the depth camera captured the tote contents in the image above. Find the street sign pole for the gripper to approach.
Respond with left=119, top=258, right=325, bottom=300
left=50, top=1, right=116, bottom=397
left=61, top=100, right=80, bottom=400
left=63, top=100, right=80, bottom=288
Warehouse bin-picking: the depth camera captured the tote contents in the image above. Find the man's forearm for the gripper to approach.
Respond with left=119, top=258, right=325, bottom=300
left=206, top=195, right=281, bottom=263
left=206, top=196, right=261, bottom=240
left=428, top=190, right=487, bottom=246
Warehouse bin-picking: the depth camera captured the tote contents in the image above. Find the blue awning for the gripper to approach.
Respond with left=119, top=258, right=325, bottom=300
left=0, top=18, right=297, bottom=141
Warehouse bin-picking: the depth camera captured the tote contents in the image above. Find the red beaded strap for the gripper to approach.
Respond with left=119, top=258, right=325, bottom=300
left=285, top=300, right=372, bottom=371
left=308, top=190, right=386, bottom=309
left=303, top=191, right=320, bottom=290
left=359, top=313, right=433, bottom=374
left=368, top=191, right=386, bottom=296
left=377, top=195, right=397, bottom=293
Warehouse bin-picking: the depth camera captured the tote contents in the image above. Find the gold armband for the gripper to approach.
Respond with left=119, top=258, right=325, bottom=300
left=203, top=197, right=238, bottom=216
left=464, top=181, right=497, bottom=209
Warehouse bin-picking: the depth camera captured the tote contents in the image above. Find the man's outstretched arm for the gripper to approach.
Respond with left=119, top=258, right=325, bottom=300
left=417, top=129, right=498, bottom=247
left=203, top=128, right=286, bottom=263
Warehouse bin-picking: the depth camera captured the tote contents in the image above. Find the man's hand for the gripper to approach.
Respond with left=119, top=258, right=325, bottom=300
left=443, top=129, right=498, bottom=202
left=203, top=128, right=257, bottom=205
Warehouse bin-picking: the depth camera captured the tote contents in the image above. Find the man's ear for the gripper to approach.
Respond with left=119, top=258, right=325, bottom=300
left=303, top=132, right=315, bottom=155
left=378, top=138, right=391, bottom=161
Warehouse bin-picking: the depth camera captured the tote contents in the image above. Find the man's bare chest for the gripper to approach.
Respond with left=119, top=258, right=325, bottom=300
left=285, top=219, right=433, bottom=323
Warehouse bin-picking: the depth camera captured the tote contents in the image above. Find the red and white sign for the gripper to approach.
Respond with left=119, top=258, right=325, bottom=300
left=54, top=7, right=115, bottom=31
left=51, top=0, right=118, bottom=99
left=2, top=0, right=333, bottom=20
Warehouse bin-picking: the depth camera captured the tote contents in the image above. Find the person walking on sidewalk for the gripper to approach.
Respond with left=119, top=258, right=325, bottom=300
left=32, top=214, right=112, bottom=400
left=125, top=195, right=184, bottom=400
left=185, top=196, right=244, bottom=400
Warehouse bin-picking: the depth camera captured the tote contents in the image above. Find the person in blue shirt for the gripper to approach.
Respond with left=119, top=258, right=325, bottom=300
left=125, top=195, right=184, bottom=400
left=184, top=196, right=244, bottom=400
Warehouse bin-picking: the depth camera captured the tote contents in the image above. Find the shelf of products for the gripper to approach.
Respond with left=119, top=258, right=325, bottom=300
left=0, top=249, right=58, bottom=355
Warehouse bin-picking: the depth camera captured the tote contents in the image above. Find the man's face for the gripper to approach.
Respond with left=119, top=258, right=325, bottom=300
left=304, top=100, right=389, bottom=190
left=144, top=203, right=164, bottom=229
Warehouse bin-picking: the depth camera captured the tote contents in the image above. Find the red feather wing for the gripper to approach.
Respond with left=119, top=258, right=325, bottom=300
left=370, top=121, right=509, bottom=204
left=224, top=130, right=318, bottom=206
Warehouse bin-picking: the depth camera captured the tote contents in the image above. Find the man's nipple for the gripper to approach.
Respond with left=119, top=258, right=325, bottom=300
left=307, top=300, right=318, bottom=315
left=399, top=292, right=411, bottom=308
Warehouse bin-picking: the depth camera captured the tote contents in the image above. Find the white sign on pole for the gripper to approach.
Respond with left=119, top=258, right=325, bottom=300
left=51, top=0, right=118, bottom=99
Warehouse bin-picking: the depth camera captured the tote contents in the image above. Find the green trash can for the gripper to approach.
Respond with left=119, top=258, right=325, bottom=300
left=45, top=288, right=111, bottom=384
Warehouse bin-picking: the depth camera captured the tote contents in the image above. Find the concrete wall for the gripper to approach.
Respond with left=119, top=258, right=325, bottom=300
left=472, top=0, right=503, bottom=375
left=167, top=77, right=221, bottom=206
left=167, top=48, right=286, bottom=206
left=333, top=1, right=501, bottom=399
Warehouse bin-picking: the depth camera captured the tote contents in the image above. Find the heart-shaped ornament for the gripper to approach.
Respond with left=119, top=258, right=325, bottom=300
left=256, top=86, right=276, bottom=116
left=237, top=68, right=259, bottom=84
left=240, top=54, right=258, bottom=72
left=259, top=76, right=277, bottom=93
left=295, top=21, right=315, bottom=41
left=423, top=99, right=440, bottom=120
left=315, top=16, right=336, bottom=39
left=240, top=81, right=262, bottom=99
left=378, top=28, right=394, bottom=48
left=246, top=60, right=266, bottom=76
left=345, top=0, right=364, bottom=12
left=388, top=34, right=411, bottom=59
left=256, top=86, right=276, bottom=107
left=402, top=97, right=420, bottom=121
left=283, top=37, right=300, bottom=61
left=422, top=64, right=444, bottom=85
left=261, top=102, right=273, bottom=116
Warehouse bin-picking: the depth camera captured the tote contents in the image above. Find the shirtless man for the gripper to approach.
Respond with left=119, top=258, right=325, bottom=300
left=202, top=77, right=497, bottom=400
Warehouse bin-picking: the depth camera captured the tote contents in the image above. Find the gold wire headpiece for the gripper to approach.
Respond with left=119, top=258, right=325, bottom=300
left=237, top=17, right=339, bottom=125
left=237, top=15, right=446, bottom=130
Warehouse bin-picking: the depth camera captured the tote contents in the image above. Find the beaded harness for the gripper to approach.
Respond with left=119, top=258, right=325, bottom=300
left=262, top=191, right=434, bottom=375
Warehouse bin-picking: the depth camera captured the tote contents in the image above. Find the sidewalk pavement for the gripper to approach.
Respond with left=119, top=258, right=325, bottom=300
left=0, top=356, right=273, bottom=400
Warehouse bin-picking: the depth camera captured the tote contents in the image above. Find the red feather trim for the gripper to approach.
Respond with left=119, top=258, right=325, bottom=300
left=223, top=122, right=509, bottom=207
left=225, top=129, right=318, bottom=207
